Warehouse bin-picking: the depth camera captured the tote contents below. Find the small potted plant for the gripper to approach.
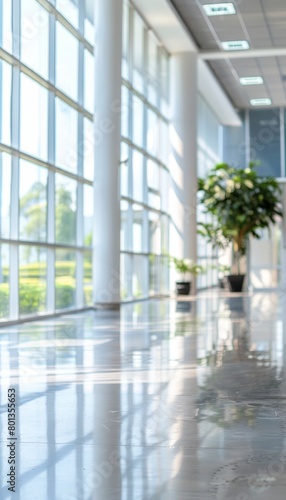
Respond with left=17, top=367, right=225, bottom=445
left=170, top=257, right=204, bottom=295
left=198, top=162, right=282, bottom=292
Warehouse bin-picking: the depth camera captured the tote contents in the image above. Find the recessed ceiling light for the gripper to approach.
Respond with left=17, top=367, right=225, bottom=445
left=240, top=76, right=264, bottom=85
left=222, top=40, right=249, bottom=50
left=203, top=3, right=236, bottom=16
left=250, top=98, right=272, bottom=106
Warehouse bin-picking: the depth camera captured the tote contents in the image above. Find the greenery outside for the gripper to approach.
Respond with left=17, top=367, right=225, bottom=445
left=0, top=260, right=92, bottom=316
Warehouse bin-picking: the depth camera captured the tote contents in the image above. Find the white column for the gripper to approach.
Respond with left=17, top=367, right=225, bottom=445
left=93, top=0, right=123, bottom=309
left=169, top=53, right=198, bottom=285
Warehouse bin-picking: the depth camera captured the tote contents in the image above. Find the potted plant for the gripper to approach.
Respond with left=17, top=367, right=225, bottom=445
left=170, top=257, right=204, bottom=295
left=198, top=162, right=282, bottom=292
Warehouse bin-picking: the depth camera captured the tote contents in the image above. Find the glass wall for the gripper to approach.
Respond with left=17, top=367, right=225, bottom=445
left=0, top=1, right=94, bottom=320
left=121, top=2, right=170, bottom=300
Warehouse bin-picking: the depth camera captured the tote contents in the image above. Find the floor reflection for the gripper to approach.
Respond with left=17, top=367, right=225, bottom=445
left=0, top=292, right=286, bottom=498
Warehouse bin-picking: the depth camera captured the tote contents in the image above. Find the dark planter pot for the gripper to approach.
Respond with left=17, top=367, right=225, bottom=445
left=176, top=281, right=191, bottom=295
left=227, top=274, right=245, bottom=293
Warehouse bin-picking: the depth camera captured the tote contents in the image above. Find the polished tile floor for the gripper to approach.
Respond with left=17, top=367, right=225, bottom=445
left=1, top=291, right=286, bottom=499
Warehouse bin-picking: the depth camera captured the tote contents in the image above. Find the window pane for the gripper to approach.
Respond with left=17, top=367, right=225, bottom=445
left=132, top=96, right=144, bottom=147
left=133, top=12, right=145, bottom=93
left=148, top=192, right=161, bottom=210
left=0, top=244, right=9, bottom=319
left=160, top=167, right=169, bottom=213
left=56, top=0, right=79, bottom=28
left=55, top=174, right=77, bottom=245
left=56, top=98, right=78, bottom=173
left=84, top=0, right=95, bottom=44
left=121, top=253, right=132, bottom=300
left=161, top=215, right=169, bottom=255
left=84, top=250, right=92, bottom=306
left=159, top=119, right=169, bottom=165
left=83, top=118, right=94, bottom=180
left=133, top=255, right=147, bottom=298
left=120, top=143, right=129, bottom=197
left=121, top=200, right=130, bottom=251
left=149, top=211, right=161, bottom=254
left=149, top=254, right=159, bottom=296
left=0, top=60, right=12, bottom=145
left=21, top=0, right=49, bottom=79
left=0, top=153, right=11, bottom=239
left=84, top=49, right=94, bottom=113
left=249, top=109, right=281, bottom=177
left=160, top=49, right=169, bottom=117
left=0, top=1, right=12, bottom=53
left=122, top=1, right=130, bottom=80
left=132, top=151, right=144, bottom=202
left=56, top=22, right=79, bottom=100
left=147, top=109, right=159, bottom=157
left=147, top=32, right=158, bottom=106
left=121, top=86, right=130, bottom=138
left=159, top=256, right=169, bottom=294
left=133, top=204, right=143, bottom=253
left=20, top=74, right=48, bottom=160
left=19, top=246, right=47, bottom=316
left=83, top=185, right=93, bottom=246
left=19, top=161, right=48, bottom=242
left=55, top=249, right=76, bottom=310
left=147, top=160, right=159, bottom=191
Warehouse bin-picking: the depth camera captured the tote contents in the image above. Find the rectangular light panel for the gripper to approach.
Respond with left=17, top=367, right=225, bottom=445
left=240, top=76, right=264, bottom=85
left=250, top=98, right=272, bottom=106
left=222, top=40, right=249, bottom=50
left=203, top=3, right=236, bottom=16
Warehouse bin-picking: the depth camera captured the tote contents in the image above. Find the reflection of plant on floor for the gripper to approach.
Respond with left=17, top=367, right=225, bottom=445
left=196, top=329, right=281, bottom=428
left=174, top=317, right=202, bottom=337
left=200, top=403, right=256, bottom=428
left=175, top=319, right=189, bottom=336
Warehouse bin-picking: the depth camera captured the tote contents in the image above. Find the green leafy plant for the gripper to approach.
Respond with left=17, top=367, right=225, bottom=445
left=198, top=162, right=282, bottom=274
left=169, top=257, right=204, bottom=282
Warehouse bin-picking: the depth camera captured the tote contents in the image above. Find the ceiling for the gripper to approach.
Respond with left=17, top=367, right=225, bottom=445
left=169, top=0, right=286, bottom=109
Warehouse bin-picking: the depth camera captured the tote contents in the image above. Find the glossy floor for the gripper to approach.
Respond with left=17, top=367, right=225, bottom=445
left=1, top=291, right=286, bottom=499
